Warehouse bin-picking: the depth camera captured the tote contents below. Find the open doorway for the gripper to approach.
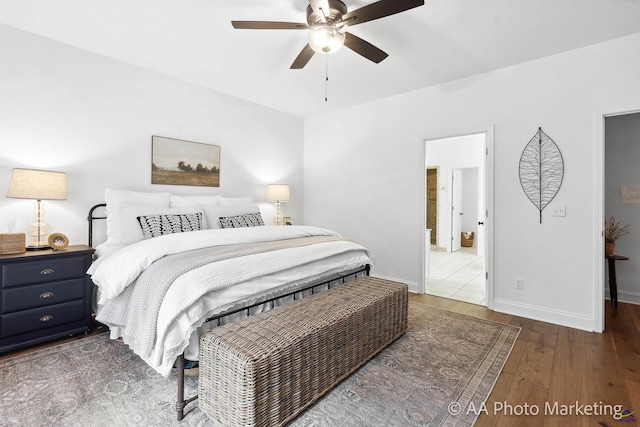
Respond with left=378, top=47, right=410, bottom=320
left=604, top=113, right=640, bottom=304
left=594, top=106, right=640, bottom=332
left=424, top=133, right=488, bottom=306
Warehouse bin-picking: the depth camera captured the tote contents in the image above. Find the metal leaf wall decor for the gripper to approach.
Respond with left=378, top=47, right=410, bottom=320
left=519, top=127, right=564, bottom=223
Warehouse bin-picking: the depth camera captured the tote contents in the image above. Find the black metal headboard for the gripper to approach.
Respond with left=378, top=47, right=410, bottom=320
left=87, top=203, right=107, bottom=247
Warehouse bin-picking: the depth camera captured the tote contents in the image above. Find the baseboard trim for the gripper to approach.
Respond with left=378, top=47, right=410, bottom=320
left=378, top=271, right=604, bottom=331
left=493, top=299, right=595, bottom=332
left=370, top=273, right=418, bottom=293
left=605, top=289, right=640, bottom=305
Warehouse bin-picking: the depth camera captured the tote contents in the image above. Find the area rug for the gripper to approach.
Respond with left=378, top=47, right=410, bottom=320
left=0, top=302, right=519, bottom=427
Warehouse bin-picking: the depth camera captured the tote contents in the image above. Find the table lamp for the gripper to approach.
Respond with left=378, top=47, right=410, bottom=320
left=7, top=168, right=67, bottom=250
left=265, top=184, right=290, bottom=226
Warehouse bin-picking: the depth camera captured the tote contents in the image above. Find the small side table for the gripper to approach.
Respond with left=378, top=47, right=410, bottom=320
left=606, top=254, right=629, bottom=308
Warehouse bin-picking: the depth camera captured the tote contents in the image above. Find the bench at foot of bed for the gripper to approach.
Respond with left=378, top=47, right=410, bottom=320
left=198, top=276, right=408, bottom=427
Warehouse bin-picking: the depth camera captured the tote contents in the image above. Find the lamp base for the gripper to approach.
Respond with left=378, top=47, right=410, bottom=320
left=26, top=244, right=51, bottom=251
left=272, top=201, right=283, bottom=226
left=28, top=200, right=52, bottom=250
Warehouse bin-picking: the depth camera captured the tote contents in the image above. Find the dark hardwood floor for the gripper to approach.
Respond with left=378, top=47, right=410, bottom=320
left=410, top=293, right=640, bottom=426
left=0, top=319, right=108, bottom=360
left=2, top=296, right=638, bottom=426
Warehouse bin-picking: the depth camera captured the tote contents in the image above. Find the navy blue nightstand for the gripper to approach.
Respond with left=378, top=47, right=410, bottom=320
left=0, top=245, right=95, bottom=353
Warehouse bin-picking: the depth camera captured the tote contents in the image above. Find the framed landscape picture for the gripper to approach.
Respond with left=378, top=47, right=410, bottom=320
left=151, top=136, right=220, bottom=187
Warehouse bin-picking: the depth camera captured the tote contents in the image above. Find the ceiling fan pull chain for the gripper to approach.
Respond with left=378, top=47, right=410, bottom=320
left=325, top=54, right=329, bottom=102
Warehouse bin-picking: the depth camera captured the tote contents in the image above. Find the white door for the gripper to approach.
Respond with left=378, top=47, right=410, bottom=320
left=451, top=169, right=462, bottom=252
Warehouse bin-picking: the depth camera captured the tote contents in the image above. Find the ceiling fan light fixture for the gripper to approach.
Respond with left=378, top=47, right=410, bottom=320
left=232, top=0, right=425, bottom=68
left=308, top=26, right=345, bottom=54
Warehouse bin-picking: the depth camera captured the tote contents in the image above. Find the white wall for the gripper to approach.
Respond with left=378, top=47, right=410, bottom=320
left=605, top=113, right=640, bottom=305
left=3, top=22, right=638, bottom=332
left=0, top=25, right=304, bottom=245
left=304, top=32, right=640, bottom=331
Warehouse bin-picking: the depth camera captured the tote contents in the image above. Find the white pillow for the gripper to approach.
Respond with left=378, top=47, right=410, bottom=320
left=170, top=194, right=222, bottom=207
left=219, top=196, right=253, bottom=207
left=115, top=204, right=205, bottom=245
left=104, top=189, right=171, bottom=246
left=203, top=205, right=262, bottom=229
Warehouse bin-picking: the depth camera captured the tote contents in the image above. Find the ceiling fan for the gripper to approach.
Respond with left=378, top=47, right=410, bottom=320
left=231, top=0, right=425, bottom=69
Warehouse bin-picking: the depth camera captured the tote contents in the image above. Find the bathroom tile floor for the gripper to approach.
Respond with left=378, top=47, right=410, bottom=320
left=426, top=246, right=486, bottom=305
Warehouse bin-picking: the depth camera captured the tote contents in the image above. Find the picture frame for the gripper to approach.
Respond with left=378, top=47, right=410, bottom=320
left=48, top=233, right=69, bottom=251
left=151, top=136, right=220, bottom=187
left=282, top=216, right=293, bottom=226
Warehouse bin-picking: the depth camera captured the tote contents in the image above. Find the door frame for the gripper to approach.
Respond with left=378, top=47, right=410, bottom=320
left=594, top=104, right=640, bottom=332
left=451, top=168, right=463, bottom=252
left=417, top=125, right=495, bottom=309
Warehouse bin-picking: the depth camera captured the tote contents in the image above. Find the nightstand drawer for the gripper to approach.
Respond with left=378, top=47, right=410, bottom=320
left=1, top=278, right=86, bottom=313
left=1, top=300, right=86, bottom=338
left=1, top=256, right=88, bottom=287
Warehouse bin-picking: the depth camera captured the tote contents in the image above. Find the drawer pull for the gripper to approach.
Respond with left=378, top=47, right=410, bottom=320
left=40, top=268, right=55, bottom=275
left=40, top=292, right=54, bottom=299
left=40, top=315, right=54, bottom=322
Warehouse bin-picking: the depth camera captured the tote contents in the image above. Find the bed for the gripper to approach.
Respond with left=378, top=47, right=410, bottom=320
left=86, top=189, right=372, bottom=420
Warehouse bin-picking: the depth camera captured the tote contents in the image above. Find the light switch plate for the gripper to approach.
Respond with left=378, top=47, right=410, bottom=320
left=551, top=204, right=566, bottom=217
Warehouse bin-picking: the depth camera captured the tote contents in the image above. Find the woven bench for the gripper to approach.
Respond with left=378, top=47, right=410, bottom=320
left=198, top=276, right=408, bottom=427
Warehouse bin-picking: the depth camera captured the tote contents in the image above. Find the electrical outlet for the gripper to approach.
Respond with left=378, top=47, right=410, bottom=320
left=515, top=278, right=524, bottom=290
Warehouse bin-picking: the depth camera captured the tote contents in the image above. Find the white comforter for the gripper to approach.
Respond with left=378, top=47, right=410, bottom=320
left=90, top=226, right=371, bottom=376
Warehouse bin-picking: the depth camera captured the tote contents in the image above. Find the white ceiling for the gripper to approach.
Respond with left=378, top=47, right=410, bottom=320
left=1, top=0, right=640, bottom=117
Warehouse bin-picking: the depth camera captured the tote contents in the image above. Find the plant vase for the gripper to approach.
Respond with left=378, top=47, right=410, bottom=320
left=605, top=242, right=615, bottom=257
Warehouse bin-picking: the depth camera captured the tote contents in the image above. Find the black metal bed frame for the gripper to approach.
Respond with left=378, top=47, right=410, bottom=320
left=87, top=203, right=107, bottom=247
left=87, top=203, right=370, bottom=421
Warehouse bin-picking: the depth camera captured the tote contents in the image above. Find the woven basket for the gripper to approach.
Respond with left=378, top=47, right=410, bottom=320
left=199, top=277, right=408, bottom=427
left=0, top=233, right=26, bottom=255
left=461, top=231, right=474, bottom=247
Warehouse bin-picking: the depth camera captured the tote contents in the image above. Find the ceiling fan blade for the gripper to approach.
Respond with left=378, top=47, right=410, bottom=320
left=340, top=0, right=424, bottom=27
left=343, top=32, right=388, bottom=63
left=291, top=44, right=316, bottom=69
left=308, top=0, right=331, bottom=19
left=231, top=21, right=308, bottom=30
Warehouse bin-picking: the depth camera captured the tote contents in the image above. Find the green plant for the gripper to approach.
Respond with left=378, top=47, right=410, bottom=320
left=604, top=216, right=630, bottom=243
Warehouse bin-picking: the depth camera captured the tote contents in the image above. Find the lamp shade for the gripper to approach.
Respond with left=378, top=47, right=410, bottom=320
left=7, top=168, right=67, bottom=200
left=265, top=184, right=290, bottom=202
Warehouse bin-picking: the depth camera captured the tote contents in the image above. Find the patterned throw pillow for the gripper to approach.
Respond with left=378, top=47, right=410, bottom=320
left=219, top=212, right=265, bottom=229
left=137, top=212, right=203, bottom=239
